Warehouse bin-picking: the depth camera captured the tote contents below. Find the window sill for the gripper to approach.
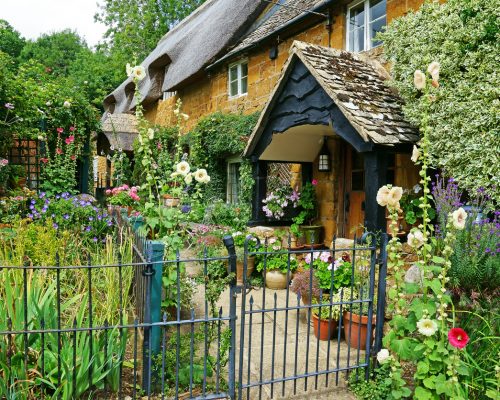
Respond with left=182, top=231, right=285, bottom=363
left=228, top=93, right=248, bottom=101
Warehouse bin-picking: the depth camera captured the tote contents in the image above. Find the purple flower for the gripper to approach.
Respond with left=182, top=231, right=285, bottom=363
left=181, top=204, right=192, bottom=214
left=27, top=213, right=33, bottom=219
left=4, top=103, right=14, bottom=110
left=30, top=200, right=36, bottom=205
left=63, top=214, right=70, bottom=220
left=93, top=237, right=98, bottom=242
left=39, top=192, right=46, bottom=199
left=29, top=205, right=35, bottom=210
left=88, top=216, right=94, bottom=221
left=53, top=223, right=58, bottom=229
left=85, top=226, right=91, bottom=232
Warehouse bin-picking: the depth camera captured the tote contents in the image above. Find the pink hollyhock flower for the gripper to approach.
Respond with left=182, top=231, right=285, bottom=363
left=57, top=128, right=64, bottom=134
left=448, top=328, right=469, bottom=349
left=105, top=189, right=112, bottom=195
left=40, top=158, right=49, bottom=164
left=130, top=192, right=140, bottom=201
left=56, top=148, right=63, bottom=155
left=312, top=179, right=318, bottom=186
left=65, top=135, right=75, bottom=145
left=70, top=155, right=76, bottom=160
left=69, top=126, right=76, bottom=132
left=122, top=184, right=129, bottom=189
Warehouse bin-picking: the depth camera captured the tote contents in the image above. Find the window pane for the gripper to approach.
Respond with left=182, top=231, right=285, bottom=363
left=349, top=3, right=365, bottom=31
left=241, top=62, right=248, bottom=78
left=229, top=66, right=238, bottom=82
left=369, top=0, right=386, bottom=22
left=230, top=80, right=238, bottom=96
left=350, top=27, right=365, bottom=52
left=241, top=76, right=248, bottom=94
left=348, top=3, right=365, bottom=51
left=370, top=17, right=386, bottom=47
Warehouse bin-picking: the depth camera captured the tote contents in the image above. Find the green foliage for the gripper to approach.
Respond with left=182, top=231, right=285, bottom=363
left=349, top=367, right=392, bottom=400
left=203, top=199, right=251, bottom=231
left=290, top=181, right=318, bottom=236
left=379, top=0, right=500, bottom=203
left=0, top=19, right=25, bottom=59
left=256, top=251, right=298, bottom=274
left=188, top=112, right=259, bottom=203
left=311, top=292, right=343, bottom=321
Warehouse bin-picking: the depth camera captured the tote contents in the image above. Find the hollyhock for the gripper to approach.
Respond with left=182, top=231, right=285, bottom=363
left=448, top=328, right=469, bottom=349
left=414, top=70, right=426, bottom=90
left=408, top=229, right=425, bottom=248
left=57, top=127, right=64, bottom=134
left=65, top=135, right=75, bottom=145
left=56, top=148, right=63, bottom=155
left=376, top=185, right=391, bottom=207
left=194, top=168, right=209, bottom=183
left=176, top=161, right=190, bottom=176
left=417, top=318, right=438, bottom=336
left=427, top=61, right=440, bottom=82
left=451, top=208, right=467, bottom=230
left=387, top=186, right=403, bottom=207
left=69, top=126, right=76, bottom=132
left=311, top=179, right=318, bottom=186
left=411, top=145, right=420, bottom=163
left=377, top=349, right=390, bottom=364
left=40, top=158, right=48, bottom=164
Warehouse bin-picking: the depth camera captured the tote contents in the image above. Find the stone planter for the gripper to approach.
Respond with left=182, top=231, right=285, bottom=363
left=343, top=311, right=376, bottom=350
left=312, top=314, right=338, bottom=341
left=301, top=225, right=323, bottom=245
left=265, top=270, right=288, bottom=290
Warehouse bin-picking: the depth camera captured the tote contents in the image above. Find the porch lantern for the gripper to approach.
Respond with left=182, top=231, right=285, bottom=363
left=318, top=137, right=331, bottom=172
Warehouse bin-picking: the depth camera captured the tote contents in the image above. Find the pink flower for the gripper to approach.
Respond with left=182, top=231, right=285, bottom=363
left=105, top=189, right=112, bottom=195
left=130, top=192, right=140, bottom=201
left=70, top=155, right=76, bottom=160
left=40, top=158, right=49, bottom=164
left=312, top=179, right=318, bottom=186
left=57, top=128, right=64, bottom=134
left=448, top=328, right=469, bottom=349
left=69, top=126, right=76, bottom=132
left=122, top=184, right=129, bottom=189
left=56, top=148, right=63, bottom=155
left=157, top=142, right=162, bottom=150
left=65, top=135, right=75, bottom=145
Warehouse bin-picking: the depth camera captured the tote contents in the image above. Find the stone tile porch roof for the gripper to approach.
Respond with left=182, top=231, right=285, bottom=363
left=244, top=41, right=419, bottom=156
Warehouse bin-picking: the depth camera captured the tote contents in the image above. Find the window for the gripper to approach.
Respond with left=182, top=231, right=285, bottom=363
left=346, top=0, right=386, bottom=52
left=228, top=60, right=248, bottom=98
left=227, top=158, right=241, bottom=204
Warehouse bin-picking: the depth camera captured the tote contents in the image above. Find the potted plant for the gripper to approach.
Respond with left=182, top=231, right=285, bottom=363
left=311, top=291, right=342, bottom=341
left=232, top=231, right=258, bottom=285
left=256, top=251, right=298, bottom=290
left=342, top=286, right=376, bottom=350
left=290, top=269, right=321, bottom=305
left=290, top=180, right=321, bottom=245
left=106, top=184, right=141, bottom=215
left=303, top=251, right=352, bottom=294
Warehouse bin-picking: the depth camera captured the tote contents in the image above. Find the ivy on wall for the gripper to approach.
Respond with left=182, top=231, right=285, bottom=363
left=184, top=112, right=259, bottom=203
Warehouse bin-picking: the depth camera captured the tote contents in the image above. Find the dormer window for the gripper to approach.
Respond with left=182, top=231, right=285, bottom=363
left=228, top=60, right=248, bottom=98
left=346, top=0, right=386, bottom=52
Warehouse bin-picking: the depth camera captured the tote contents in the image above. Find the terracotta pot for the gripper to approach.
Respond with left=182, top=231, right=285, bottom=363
left=265, top=270, right=288, bottom=290
left=343, top=311, right=376, bottom=350
left=163, top=196, right=180, bottom=207
left=312, top=314, right=338, bottom=341
left=236, top=256, right=255, bottom=285
left=301, top=225, right=323, bottom=245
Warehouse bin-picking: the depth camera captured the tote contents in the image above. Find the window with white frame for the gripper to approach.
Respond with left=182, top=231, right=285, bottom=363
left=346, top=0, right=386, bottom=52
left=227, top=158, right=241, bottom=204
left=228, top=60, right=248, bottom=98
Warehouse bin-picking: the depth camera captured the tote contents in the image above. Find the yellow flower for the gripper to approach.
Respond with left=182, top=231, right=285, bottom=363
left=414, top=70, right=426, bottom=90
left=451, top=208, right=467, bottom=230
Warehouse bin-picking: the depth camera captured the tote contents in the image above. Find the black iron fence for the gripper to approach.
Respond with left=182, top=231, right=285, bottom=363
left=0, top=221, right=387, bottom=399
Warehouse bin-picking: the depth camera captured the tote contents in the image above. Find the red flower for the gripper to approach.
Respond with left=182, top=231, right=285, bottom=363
left=65, top=135, right=75, bottom=145
left=56, top=148, right=63, bottom=155
left=448, top=328, right=469, bottom=349
left=70, top=155, right=76, bottom=160
left=56, top=127, right=64, bottom=134
left=312, top=179, right=318, bottom=186
left=40, top=158, right=49, bottom=164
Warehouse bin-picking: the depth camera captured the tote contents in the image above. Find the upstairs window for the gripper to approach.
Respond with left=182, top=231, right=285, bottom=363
left=228, top=60, right=248, bottom=98
left=346, top=0, right=386, bottom=52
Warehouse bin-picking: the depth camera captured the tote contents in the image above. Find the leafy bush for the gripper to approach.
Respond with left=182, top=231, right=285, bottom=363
left=380, top=0, right=500, bottom=202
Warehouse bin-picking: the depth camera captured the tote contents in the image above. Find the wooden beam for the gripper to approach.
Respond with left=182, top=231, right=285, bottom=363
left=363, top=152, right=388, bottom=233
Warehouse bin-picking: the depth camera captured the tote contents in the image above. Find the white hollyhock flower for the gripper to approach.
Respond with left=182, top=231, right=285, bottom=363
left=417, top=318, right=438, bottom=336
left=414, top=70, right=426, bottom=90
left=126, top=63, right=133, bottom=76
left=377, top=349, right=390, bottom=364
left=376, top=185, right=391, bottom=207
left=132, top=65, right=146, bottom=81
left=203, top=175, right=211, bottom=184
left=194, top=168, right=208, bottom=183
left=451, top=208, right=467, bottom=230
left=408, top=229, right=425, bottom=248
left=63, top=101, right=71, bottom=108
left=427, top=61, right=440, bottom=82
left=184, top=173, right=193, bottom=185
left=411, top=145, right=420, bottom=163
left=176, top=161, right=190, bottom=176
left=387, top=186, right=403, bottom=207
left=148, top=128, right=155, bottom=140
left=181, top=113, right=189, bottom=121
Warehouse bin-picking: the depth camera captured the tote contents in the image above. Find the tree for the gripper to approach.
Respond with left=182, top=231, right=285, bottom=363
left=0, top=20, right=25, bottom=59
left=95, top=0, right=207, bottom=65
left=380, top=0, right=500, bottom=203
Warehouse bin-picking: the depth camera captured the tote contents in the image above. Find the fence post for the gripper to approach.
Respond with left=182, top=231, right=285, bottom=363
left=374, top=233, right=388, bottom=354
left=223, top=235, right=237, bottom=400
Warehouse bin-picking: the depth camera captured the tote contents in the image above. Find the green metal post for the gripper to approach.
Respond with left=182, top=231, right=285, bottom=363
left=149, top=240, right=164, bottom=354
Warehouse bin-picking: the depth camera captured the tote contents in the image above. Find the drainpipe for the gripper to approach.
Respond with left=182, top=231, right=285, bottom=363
left=205, top=0, right=337, bottom=72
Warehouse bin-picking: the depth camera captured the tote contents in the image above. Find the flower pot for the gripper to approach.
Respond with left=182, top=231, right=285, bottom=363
left=312, top=314, right=338, bottom=341
left=301, top=225, right=323, bottom=245
left=163, top=195, right=180, bottom=207
left=265, top=270, right=288, bottom=290
left=235, top=256, right=255, bottom=285
left=343, top=311, right=376, bottom=350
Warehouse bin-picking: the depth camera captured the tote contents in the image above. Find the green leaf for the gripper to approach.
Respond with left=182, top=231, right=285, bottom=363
left=423, top=376, right=435, bottom=389
left=432, top=256, right=446, bottom=264
left=391, top=337, right=418, bottom=360
left=417, top=361, right=429, bottom=375
left=414, top=386, right=432, bottom=400
left=486, top=389, right=500, bottom=399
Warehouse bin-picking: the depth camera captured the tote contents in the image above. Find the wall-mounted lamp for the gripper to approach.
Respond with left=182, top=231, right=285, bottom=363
left=318, top=136, right=331, bottom=172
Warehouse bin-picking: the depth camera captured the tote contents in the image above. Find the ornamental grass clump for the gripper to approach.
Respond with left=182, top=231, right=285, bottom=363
left=377, top=63, right=473, bottom=400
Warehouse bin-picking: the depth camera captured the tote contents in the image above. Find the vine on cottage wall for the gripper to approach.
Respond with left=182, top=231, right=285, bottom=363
left=184, top=111, right=259, bottom=203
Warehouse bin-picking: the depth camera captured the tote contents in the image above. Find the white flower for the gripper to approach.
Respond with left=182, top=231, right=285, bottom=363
left=417, top=318, right=438, bottom=336
left=194, top=168, right=208, bottom=183
left=203, top=175, right=211, bottom=184
left=147, top=128, right=155, bottom=140
left=414, top=70, right=426, bottom=90
left=377, top=349, right=390, bottom=364
left=181, top=113, right=189, bottom=121
left=427, top=61, right=440, bottom=82
left=126, top=63, right=133, bottom=76
left=63, top=100, right=71, bottom=108
left=45, top=101, right=52, bottom=106
left=451, top=208, right=467, bottom=230
left=413, top=184, right=422, bottom=194
left=132, top=65, right=146, bottom=81
left=184, top=173, right=193, bottom=185
left=376, top=185, right=391, bottom=207
left=387, top=186, right=403, bottom=207
left=407, top=229, right=425, bottom=248
left=170, top=171, right=180, bottom=178
left=37, top=135, right=45, bottom=141
left=176, top=161, right=190, bottom=176
left=411, top=145, right=420, bottom=163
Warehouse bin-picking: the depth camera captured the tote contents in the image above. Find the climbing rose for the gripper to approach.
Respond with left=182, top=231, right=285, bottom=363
left=376, top=185, right=391, bottom=207
left=427, top=61, right=440, bottom=82
left=408, top=229, right=425, bottom=248
left=417, top=318, right=438, bottom=336
left=448, top=328, right=469, bottom=349
left=414, top=70, right=426, bottom=90
left=387, top=186, right=403, bottom=207
left=411, top=145, right=420, bottom=163
left=376, top=349, right=390, bottom=364
left=451, top=208, right=467, bottom=230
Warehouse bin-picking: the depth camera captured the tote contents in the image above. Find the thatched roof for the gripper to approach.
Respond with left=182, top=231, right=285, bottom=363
left=101, top=113, right=138, bottom=151
left=103, top=0, right=266, bottom=114
left=244, top=41, right=419, bottom=156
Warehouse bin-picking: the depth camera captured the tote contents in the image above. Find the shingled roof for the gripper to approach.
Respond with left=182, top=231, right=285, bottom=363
left=244, top=41, right=419, bottom=156
left=103, top=0, right=266, bottom=114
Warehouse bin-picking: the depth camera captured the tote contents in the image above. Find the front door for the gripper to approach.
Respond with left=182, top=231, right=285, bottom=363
left=343, top=147, right=365, bottom=239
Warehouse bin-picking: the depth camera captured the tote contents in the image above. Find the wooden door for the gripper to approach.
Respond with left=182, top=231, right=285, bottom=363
left=343, top=147, right=365, bottom=239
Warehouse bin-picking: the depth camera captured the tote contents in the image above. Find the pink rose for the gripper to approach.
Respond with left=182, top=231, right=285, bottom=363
left=312, top=179, right=318, bottom=186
